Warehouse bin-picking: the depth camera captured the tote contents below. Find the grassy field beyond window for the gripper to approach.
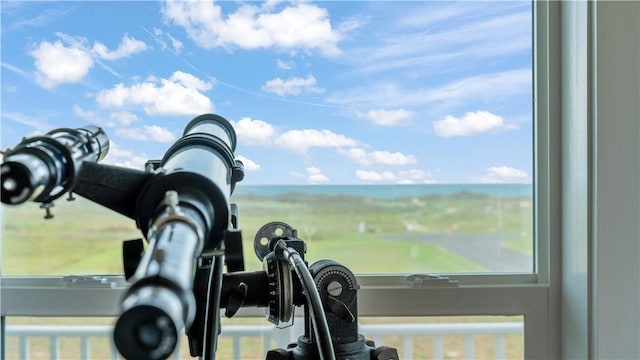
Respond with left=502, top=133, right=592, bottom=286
left=1, top=186, right=532, bottom=275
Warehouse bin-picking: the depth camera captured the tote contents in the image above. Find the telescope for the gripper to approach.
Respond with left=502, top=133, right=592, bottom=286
left=1, top=114, right=398, bottom=360
left=1, top=125, right=109, bottom=206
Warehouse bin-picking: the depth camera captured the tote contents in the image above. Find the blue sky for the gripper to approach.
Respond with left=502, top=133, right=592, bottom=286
left=1, top=1, right=532, bottom=185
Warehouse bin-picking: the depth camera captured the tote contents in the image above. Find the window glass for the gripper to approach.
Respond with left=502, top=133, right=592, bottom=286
left=2, top=199, right=134, bottom=275
left=1, top=1, right=532, bottom=275
left=233, top=185, right=533, bottom=273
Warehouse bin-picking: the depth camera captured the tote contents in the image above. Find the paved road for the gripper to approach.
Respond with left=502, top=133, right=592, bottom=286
left=383, top=233, right=532, bottom=272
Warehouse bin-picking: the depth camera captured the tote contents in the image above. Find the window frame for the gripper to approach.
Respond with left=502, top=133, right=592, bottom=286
left=0, top=1, right=562, bottom=358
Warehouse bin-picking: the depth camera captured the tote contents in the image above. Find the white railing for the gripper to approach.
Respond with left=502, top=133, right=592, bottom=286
left=360, top=323, right=523, bottom=360
left=4, top=322, right=523, bottom=359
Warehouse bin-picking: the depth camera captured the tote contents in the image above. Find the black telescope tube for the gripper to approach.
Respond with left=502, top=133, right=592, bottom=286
left=114, top=200, right=204, bottom=360
left=135, top=114, right=239, bottom=251
left=114, top=114, right=242, bottom=360
left=1, top=125, right=109, bottom=205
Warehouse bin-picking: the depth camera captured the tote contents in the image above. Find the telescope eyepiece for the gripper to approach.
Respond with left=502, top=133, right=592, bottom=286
left=137, top=321, right=163, bottom=349
left=114, top=286, right=189, bottom=360
left=1, top=159, right=45, bottom=205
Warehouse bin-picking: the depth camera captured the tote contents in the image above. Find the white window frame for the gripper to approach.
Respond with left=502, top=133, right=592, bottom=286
left=0, top=2, right=565, bottom=358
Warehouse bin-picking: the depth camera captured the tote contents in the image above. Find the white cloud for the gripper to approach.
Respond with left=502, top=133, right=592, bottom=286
left=262, top=75, right=324, bottom=96
left=53, top=32, right=148, bottom=61
left=276, top=59, right=294, bottom=70
left=276, top=129, right=358, bottom=153
left=152, top=28, right=169, bottom=50
left=167, top=34, right=183, bottom=54
left=355, top=169, right=396, bottom=182
left=433, top=110, right=504, bottom=137
left=337, top=16, right=367, bottom=34
left=231, top=118, right=358, bottom=155
left=355, top=168, right=436, bottom=184
left=426, top=70, right=531, bottom=104
left=71, top=106, right=140, bottom=128
left=102, top=142, right=149, bottom=170
left=143, top=125, right=176, bottom=142
left=1, top=111, right=51, bottom=133
left=110, top=111, right=139, bottom=126
left=362, top=108, right=414, bottom=126
left=326, top=69, right=531, bottom=108
left=91, top=34, right=148, bottom=60
left=397, top=169, right=437, bottom=184
left=96, top=71, right=213, bottom=115
left=169, top=70, right=211, bottom=90
left=2, top=4, right=74, bottom=33
left=305, top=167, right=330, bottom=184
left=474, top=166, right=529, bottom=183
left=2, top=62, right=31, bottom=79
left=104, top=142, right=133, bottom=159
left=161, top=1, right=342, bottom=56
left=339, top=2, right=530, bottom=78
left=235, top=155, right=260, bottom=171
left=29, top=33, right=149, bottom=89
left=115, top=125, right=176, bottom=142
left=72, top=105, right=103, bottom=124
left=231, top=117, right=276, bottom=146
left=151, top=28, right=184, bottom=54
left=339, top=147, right=416, bottom=166
left=31, top=40, right=93, bottom=88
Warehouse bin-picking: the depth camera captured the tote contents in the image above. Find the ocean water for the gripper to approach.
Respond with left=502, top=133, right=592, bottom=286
left=232, top=183, right=532, bottom=199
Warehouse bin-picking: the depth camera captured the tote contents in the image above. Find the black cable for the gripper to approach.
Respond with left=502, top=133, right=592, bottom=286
left=274, top=240, right=336, bottom=360
left=1, top=316, right=5, bottom=360
left=202, top=254, right=225, bottom=360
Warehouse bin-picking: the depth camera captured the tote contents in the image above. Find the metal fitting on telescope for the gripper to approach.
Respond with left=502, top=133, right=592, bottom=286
left=146, top=190, right=205, bottom=254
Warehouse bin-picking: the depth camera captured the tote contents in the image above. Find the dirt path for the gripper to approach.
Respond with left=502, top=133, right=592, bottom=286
left=384, top=233, right=532, bottom=272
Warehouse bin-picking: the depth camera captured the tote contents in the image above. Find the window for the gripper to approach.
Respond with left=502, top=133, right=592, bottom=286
left=1, top=1, right=560, bottom=359
left=2, top=0, right=533, bottom=275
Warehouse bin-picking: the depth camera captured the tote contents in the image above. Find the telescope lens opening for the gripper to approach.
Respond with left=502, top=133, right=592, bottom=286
left=136, top=321, right=163, bottom=349
left=114, top=295, right=182, bottom=360
left=2, top=178, right=17, bottom=192
left=1, top=162, right=35, bottom=205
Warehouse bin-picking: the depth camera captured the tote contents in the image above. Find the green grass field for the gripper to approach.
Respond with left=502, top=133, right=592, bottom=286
left=1, top=191, right=532, bottom=275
